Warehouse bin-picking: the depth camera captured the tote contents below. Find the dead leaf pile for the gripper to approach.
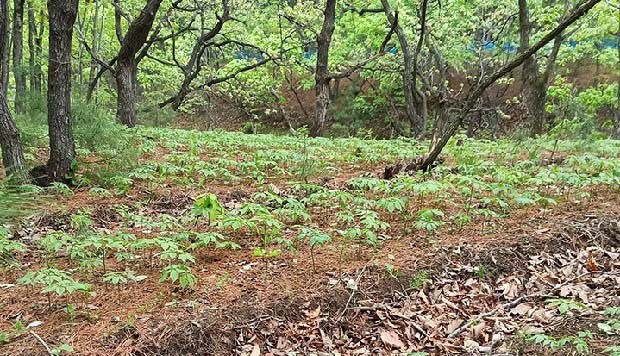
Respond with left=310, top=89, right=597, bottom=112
left=229, top=219, right=620, bottom=355
left=132, top=217, right=620, bottom=355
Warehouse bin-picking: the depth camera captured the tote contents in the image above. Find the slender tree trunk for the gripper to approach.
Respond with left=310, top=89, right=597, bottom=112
left=311, top=0, right=336, bottom=137
left=519, top=0, right=560, bottom=136
left=0, top=0, right=26, bottom=181
left=77, top=18, right=84, bottom=89
left=27, top=0, right=35, bottom=92
left=615, top=28, right=620, bottom=139
left=0, top=0, right=9, bottom=97
left=89, top=0, right=100, bottom=87
left=0, top=92, right=26, bottom=179
left=12, top=0, right=26, bottom=113
left=47, top=0, right=78, bottom=183
left=33, top=9, right=43, bottom=92
left=381, top=0, right=419, bottom=135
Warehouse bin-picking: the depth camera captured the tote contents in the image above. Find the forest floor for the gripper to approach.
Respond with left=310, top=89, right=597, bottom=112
left=1, top=129, right=619, bottom=355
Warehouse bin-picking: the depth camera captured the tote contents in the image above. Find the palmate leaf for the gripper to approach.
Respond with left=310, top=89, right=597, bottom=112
left=17, top=268, right=95, bottom=297
left=298, top=228, right=333, bottom=248
left=192, top=193, right=225, bottom=221
left=604, top=346, right=620, bottom=356
left=160, top=264, right=196, bottom=289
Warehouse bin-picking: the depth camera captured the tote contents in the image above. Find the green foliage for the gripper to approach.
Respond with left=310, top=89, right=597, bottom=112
left=48, top=183, right=74, bottom=197
left=529, top=331, right=593, bottom=354
left=51, top=343, right=74, bottom=355
left=409, top=272, right=430, bottom=291
left=70, top=210, right=93, bottom=232
left=0, top=228, right=25, bottom=266
left=159, top=264, right=197, bottom=289
left=545, top=298, right=588, bottom=315
left=297, top=228, right=332, bottom=272
left=605, top=346, right=620, bottom=356
left=547, top=80, right=618, bottom=138
left=103, top=270, right=147, bottom=286
left=415, top=209, right=445, bottom=235
left=190, top=232, right=240, bottom=250
left=192, top=193, right=225, bottom=222
left=17, top=268, right=95, bottom=300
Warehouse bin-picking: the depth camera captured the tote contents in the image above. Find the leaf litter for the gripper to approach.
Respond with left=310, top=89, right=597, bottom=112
left=125, top=215, right=620, bottom=355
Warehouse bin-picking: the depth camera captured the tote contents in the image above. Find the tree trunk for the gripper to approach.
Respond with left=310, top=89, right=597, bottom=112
left=0, top=92, right=26, bottom=179
left=519, top=0, right=558, bottom=136
left=614, top=29, right=620, bottom=139
left=114, top=0, right=163, bottom=127
left=0, top=0, right=26, bottom=181
left=77, top=19, right=84, bottom=89
left=12, top=0, right=26, bottom=113
left=311, top=0, right=336, bottom=137
left=89, top=0, right=101, bottom=89
left=47, top=0, right=78, bottom=183
left=381, top=0, right=417, bottom=134
left=116, top=58, right=137, bottom=127
left=34, top=9, right=43, bottom=92
left=27, top=0, right=35, bottom=92
left=0, top=0, right=9, bottom=97
left=415, top=0, right=601, bottom=172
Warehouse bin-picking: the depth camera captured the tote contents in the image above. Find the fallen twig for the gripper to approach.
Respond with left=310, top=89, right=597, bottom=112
left=447, top=270, right=598, bottom=339
left=30, top=330, right=53, bottom=356
left=338, top=263, right=371, bottom=320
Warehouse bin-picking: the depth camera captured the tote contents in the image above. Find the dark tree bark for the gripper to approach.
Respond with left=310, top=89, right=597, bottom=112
left=310, top=0, right=336, bottom=137
left=158, top=1, right=273, bottom=110
left=615, top=27, right=620, bottom=138
left=12, top=0, right=26, bottom=113
left=116, top=58, right=139, bottom=127
left=381, top=0, right=429, bottom=137
left=27, top=0, right=35, bottom=92
left=381, top=0, right=415, bottom=132
left=415, top=0, right=602, bottom=172
left=0, top=1, right=6, bottom=88
left=519, top=0, right=544, bottom=135
left=114, top=0, right=163, bottom=127
left=0, top=92, right=26, bottom=179
left=0, top=0, right=8, bottom=97
left=309, top=0, right=397, bottom=137
left=159, top=0, right=231, bottom=110
left=33, top=8, right=43, bottom=92
left=0, top=0, right=26, bottom=181
left=518, top=0, right=564, bottom=136
left=47, top=0, right=78, bottom=183
left=88, top=0, right=102, bottom=94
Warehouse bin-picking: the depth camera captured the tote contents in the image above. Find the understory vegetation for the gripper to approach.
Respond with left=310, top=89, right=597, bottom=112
left=0, top=0, right=619, bottom=354
left=2, top=123, right=620, bottom=354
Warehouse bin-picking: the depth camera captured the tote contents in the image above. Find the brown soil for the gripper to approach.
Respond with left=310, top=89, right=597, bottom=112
left=2, top=179, right=619, bottom=355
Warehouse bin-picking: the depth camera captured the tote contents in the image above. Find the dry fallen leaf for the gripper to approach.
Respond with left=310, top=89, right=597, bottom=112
left=306, top=306, right=321, bottom=319
left=380, top=330, right=405, bottom=349
left=446, top=319, right=464, bottom=334
left=250, top=344, right=260, bottom=356
left=471, top=321, right=486, bottom=341
left=463, top=339, right=480, bottom=353
left=510, top=302, right=533, bottom=316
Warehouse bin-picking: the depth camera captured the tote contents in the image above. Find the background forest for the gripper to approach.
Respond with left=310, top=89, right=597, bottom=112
left=0, top=0, right=618, bottom=185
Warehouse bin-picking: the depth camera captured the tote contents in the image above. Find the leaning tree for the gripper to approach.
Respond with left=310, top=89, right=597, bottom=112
left=412, top=0, right=603, bottom=172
